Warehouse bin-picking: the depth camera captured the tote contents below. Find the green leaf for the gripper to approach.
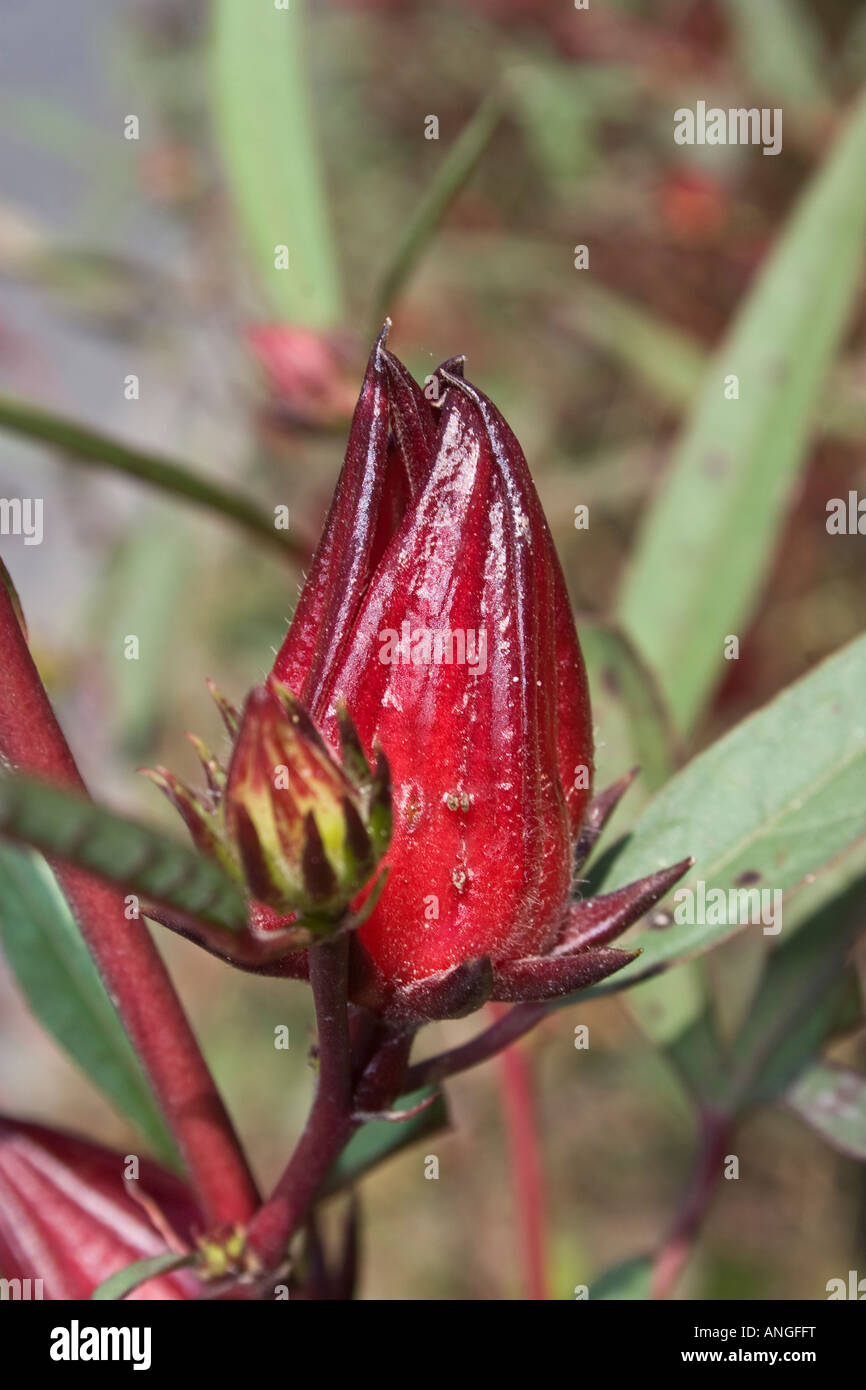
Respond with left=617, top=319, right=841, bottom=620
left=723, top=923, right=862, bottom=1109
left=703, top=929, right=773, bottom=1047
left=90, top=1252, right=194, bottom=1301
left=0, top=391, right=298, bottom=558
left=667, top=862, right=866, bottom=1109
left=624, top=962, right=706, bottom=1046
left=591, top=634, right=866, bottom=990
left=0, top=846, right=178, bottom=1165
left=0, top=773, right=248, bottom=934
left=579, top=620, right=680, bottom=794
left=566, top=282, right=866, bottom=445
left=373, top=89, right=504, bottom=323
left=787, top=1062, right=866, bottom=1160
left=618, top=90, right=866, bottom=731
left=449, top=248, right=866, bottom=445
left=95, top=517, right=190, bottom=760
left=211, top=0, right=342, bottom=328
left=571, top=282, right=706, bottom=410
left=589, top=1255, right=653, bottom=1301
left=509, top=60, right=632, bottom=190
left=322, top=1088, right=448, bottom=1196
left=722, top=0, right=831, bottom=109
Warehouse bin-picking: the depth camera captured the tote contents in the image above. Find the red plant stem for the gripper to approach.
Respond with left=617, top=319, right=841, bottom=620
left=246, top=938, right=353, bottom=1268
left=405, top=1001, right=548, bottom=1090
left=0, top=586, right=259, bottom=1229
left=247, top=939, right=413, bottom=1272
left=490, top=1003, right=550, bottom=1302
left=650, top=1108, right=730, bottom=1299
left=353, top=1025, right=414, bottom=1112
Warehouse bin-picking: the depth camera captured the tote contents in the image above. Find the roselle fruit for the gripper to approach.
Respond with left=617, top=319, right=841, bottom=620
left=267, top=329, right=690, bottom=1020
left=0, top=1116, right=200, bottom=1300
left=151, top=328, right=688, bottom=1019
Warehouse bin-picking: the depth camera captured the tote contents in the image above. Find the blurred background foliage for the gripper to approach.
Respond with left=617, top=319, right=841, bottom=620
left=1, top=0, right=866, bottom=1299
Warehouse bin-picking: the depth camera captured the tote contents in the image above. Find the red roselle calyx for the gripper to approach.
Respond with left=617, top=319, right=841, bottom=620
left=269, top=326, right=690, bottom=1018
left=0, top=1116, right=201, bottom=1300
left=153, top=326, right=689, bottom=1018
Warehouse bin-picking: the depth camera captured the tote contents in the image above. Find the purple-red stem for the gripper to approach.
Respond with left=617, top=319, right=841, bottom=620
left=246, top=937, right=354, bottom=1268
left=650, top=1108, right=730, bottom=1299
left=247, top=937, right=413, bottom=1273
left=406, top=1001, right=548, bottom=1090
left=0, top=584, right=260, bottom=1230
left=491, top=1004, right=550, bottom=1301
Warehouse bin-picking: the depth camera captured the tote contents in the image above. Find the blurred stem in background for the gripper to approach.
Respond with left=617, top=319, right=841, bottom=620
left=372, top=86, right=506, bottom=329
left=0, top=391, right=302, bottom=560
left=491, top=1003, right=550, bottom=1301
left=650, top=1109, right=730, bottom=1300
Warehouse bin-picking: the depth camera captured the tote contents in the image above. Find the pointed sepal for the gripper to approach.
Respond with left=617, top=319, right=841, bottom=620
left=490, top=946, right=639, bottom=1002
left=557, top=857, right=693, bottom=953
left=573, top=767, right=640, bottom=874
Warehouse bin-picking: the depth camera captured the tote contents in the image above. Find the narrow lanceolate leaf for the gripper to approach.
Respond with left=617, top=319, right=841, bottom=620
left=787, top=1063, right=866, bottom=1161
left=373, top=88, right=504, bottom=321
left=618, top=89, right=866, bottom=732
left=90, top=1252, right=195, bottom=1301
left=564, top=284, right=866, bottom=445
left=570, top=282, right=706, bottom=411
left=0, top=391, right=298, bottom=558
left=322, top=1089, right=448, bottom=1196
left=0, top=774, right=248, bottom=933
left=588, top=634, right=866, bottom=989
left=723, top=0, right=832, bottom=110
left=0, top=847, right=178, bottom=1166
left=211, top=0, right=342, bottom=328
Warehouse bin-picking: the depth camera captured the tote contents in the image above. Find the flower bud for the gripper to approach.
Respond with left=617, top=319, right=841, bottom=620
left=223, top=680, right=390, bottom=919
left=267, top=333, right=689, bottom=1011
left=145, top=679, right=391, bottom=930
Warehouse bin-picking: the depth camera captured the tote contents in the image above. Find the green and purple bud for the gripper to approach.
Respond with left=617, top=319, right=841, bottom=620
left=144, top=678, right=391, bottom=931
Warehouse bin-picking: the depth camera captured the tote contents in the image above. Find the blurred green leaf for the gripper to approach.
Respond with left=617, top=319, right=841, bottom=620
left=0, top=846, right=178, bottom=1165
left=668, top=868, right=864, bottom=1110
left=590, top=1254, right=653, bottom=1300
left=703, top=929, right=772, bottom=1047
left=723, top=0, right=831, bottom=109
left=572, top=283, right=706, bottom=409
left=90, top=1251, right=193, bottom=1301
left=0, top=773, right=248, bottom=934
left=374, top=88, right=504, bottom=322
left=726, top=936, right=861, bottom=1108
left=212, top=0, right=342, bottom=328
left=509, top=61, right=632, bottom=190
left=94, top=516, right=189, bottom=760
left=646, top=836, right=866, bottom=1074
left=625, top=962, right=706, bottom=1046
left=323, top=1088, right=447, bottom=1196
left=591, top=634, right=866, bottom=988
left=567, top=283, right=866, bottom=445
left=787, top=1062, right=866, bottom=1160
left=0, top=391, right=298, bottom=558
left=580, top=620, right=680, bottom=794
left=619, top=90, right=866, bottom=731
